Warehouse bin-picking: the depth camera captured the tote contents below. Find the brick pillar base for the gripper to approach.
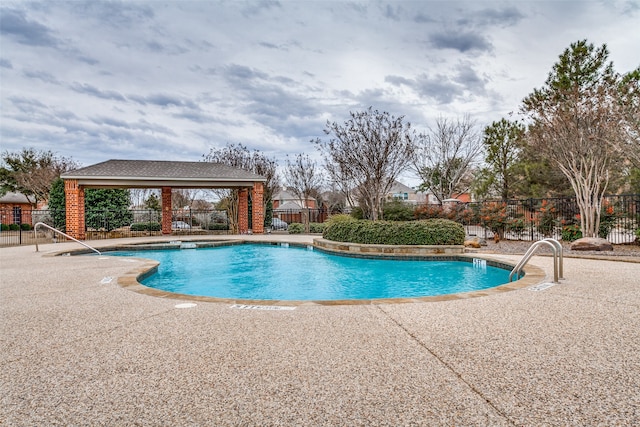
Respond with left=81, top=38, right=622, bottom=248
left=251, top=182, right=264, bottom=234
left=238, top=188, right=249, bottom=234
left=161, top=187, right=172, bottom=235
left=64, top=179, right=85, bottom=240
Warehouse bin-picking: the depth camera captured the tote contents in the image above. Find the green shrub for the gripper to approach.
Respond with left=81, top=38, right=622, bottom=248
left=325, top=214, right=355, bottom=226
left=9, top=224, right=20, bottom=231
left=130, top=222, right=161, bottom=232
left=382, top=201, right=415, bottom=221
left=635, top=227, right=640, bottom=244
left=323, top=218, right=465, bottom=245
left=561, top=224, right=582, bottom=242
left=288, top=223, right=304, bottom=234
left=20, top=223, right=32, bottom=231
left=350, top=207, right=364, bottom=219
left=1, top=224, right=9, bottom=231
left=309, top=222, right=326, bottom=233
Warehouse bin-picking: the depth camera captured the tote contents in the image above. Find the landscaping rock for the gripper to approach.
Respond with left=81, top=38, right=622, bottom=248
left=464, top=239, right=481, bottom=248
left=570, top=237, right=614, bottom=251
left=464, top=237, right=487, bottom=248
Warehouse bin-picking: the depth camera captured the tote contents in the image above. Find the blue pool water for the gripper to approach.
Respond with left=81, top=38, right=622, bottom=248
left=109, top=244, right=511, bottom=301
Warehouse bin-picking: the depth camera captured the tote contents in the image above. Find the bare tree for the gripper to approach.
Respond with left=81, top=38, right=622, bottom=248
left=171, top=189, right=205, bottom=209
left=413, top=115, right=483, bottom=204
left=1, top=147, right=79, bottom=204
left=284, top=154, right=324, bottom=231
left=318, top=181, right=347, bottom=215
left=203, top=143, right=279, bottom=233
left=522, top=40, right=628, bottom=238
left=130, top=188, right=159, bottom=208
left=314, top=107, right=416, bottom=220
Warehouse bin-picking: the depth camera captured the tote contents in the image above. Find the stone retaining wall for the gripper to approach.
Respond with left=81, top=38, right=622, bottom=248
left=313, top=238, right=465, bottom=256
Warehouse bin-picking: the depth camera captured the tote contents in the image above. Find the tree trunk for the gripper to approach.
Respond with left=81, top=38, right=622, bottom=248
left=227, top=189, right=239, bottom=234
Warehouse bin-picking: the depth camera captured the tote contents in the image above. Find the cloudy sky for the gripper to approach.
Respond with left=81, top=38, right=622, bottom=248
left=1, top=0, right=639, bottom=180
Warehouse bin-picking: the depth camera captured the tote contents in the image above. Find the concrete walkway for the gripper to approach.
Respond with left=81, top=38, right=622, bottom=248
left=1, top=235, right=639, bottom=425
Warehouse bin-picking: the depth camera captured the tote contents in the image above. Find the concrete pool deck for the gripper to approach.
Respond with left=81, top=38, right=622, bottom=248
left=1, top=235, right=639, bottom=425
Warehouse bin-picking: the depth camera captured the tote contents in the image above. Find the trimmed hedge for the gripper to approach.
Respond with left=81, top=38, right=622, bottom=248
left=309, top=222, right=326, bottom=233
left=323, top=218, right=465, bottom=245
left=130, top=222, right=161, bottom=232
left=286, top=223, right=327, bottom=234
left=288, top=223, right=304, bottom=234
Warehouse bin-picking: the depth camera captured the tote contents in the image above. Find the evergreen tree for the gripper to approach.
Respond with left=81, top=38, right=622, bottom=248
left=522, top=40, right=628, bottom=237
left=480, top=118, right=524, bottom=201
left=85, top=189, right=133, bottom=231
left=48, top=178, right=66, bottom=230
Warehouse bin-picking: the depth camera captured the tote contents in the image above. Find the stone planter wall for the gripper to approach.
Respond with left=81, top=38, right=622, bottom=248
left=313, top=238, right=465, bottom=256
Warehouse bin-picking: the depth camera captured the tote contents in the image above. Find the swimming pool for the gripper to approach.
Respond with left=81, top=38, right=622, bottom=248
left=109, top=243, right=513, bottom=301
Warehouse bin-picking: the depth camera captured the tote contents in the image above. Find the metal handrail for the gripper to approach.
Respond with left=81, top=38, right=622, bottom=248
left=509, top=238, right=563, bottom=283
left=34, top=222, right=101, bottom=255
left=542, top=238, right=563, bottom=279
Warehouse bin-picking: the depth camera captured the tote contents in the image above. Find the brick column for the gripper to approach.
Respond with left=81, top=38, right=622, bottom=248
left=238, top=188, right=249, bottom=234
left=64, top=179, right=85, bottom=240
left=161, top=187, right=172, bottom=235
left=251, top=182, right=264, bottom=234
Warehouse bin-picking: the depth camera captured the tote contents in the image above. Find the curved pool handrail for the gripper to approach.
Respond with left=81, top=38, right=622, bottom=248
left=34, top=222, right=101, bottom=255
left=542, top=238, right=563, bottom=279
left=509, top=239, right=560, bottom=283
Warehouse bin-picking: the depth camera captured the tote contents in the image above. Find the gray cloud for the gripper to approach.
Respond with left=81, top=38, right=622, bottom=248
left=383, top=3, right=402, bottom=21
left=455, top=6, right=524, bottom=28
left=69, top=83, right=127, bottom=102
left=475, top=7, right=524, bottom=27
left=222, top=64, right=270, bottom=81
left=72, top=1, right=155, bottom=28
left=8, top=96, right=47, bottom=113
left=386, top=62, right=488, bottom=105
left=414, top=12, right=435, bottom=24
left=7, top=96, right=80, bottom=128
left=453, top=63, right=486, bottom=94
left=23, top=70, right=61, bottom=85
left=90, top=116, right=177, bottom=136
left=145, top=40, right=189, bottom=55
left=386, top=73, right=461, bottom=103
left=0, top=8, right=59, bottom=47
left=241, top=0, right=282, bottom=18
left=129, top=93, right=199, bottom=110
left=0, top=58, right=13, bottom=68
left=428, top=31, right=492, bottom=53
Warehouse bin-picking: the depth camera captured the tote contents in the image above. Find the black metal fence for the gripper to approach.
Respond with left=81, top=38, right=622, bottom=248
left=1, top=195, right=638, bottom=247
left=415, top=194, right=639, bottom=244
left=0, top=209, right=230, bottom=247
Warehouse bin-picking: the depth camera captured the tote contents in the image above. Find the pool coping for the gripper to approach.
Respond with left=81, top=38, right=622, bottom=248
left=55, top=237, right=546, bottom=306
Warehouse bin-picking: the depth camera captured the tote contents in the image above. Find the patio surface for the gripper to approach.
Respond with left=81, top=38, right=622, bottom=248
left=1, top=235, right=639, bottom=426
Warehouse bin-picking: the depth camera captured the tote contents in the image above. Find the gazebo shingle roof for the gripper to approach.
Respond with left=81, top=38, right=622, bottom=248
left=61, top=159, right=266, bottom=188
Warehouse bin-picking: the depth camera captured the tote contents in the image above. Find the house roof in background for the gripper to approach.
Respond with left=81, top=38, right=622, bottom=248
left=0, top=192, right=36, bottom=204
left=275, top=201, right=304, bottom=210
left=61, top=160, right=266, bottom=188
left=273, top=189, right=315, bottom=201
left=388, top=181, right=415, bottom=193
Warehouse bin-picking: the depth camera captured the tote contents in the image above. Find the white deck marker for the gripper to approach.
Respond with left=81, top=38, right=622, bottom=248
left=528, top=282, right=557, bottom=291
left=175, top=303, right=197, bottom=308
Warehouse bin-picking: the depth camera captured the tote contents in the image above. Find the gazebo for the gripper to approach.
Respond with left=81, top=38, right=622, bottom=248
left=60, top=160, right=266, bottom=240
